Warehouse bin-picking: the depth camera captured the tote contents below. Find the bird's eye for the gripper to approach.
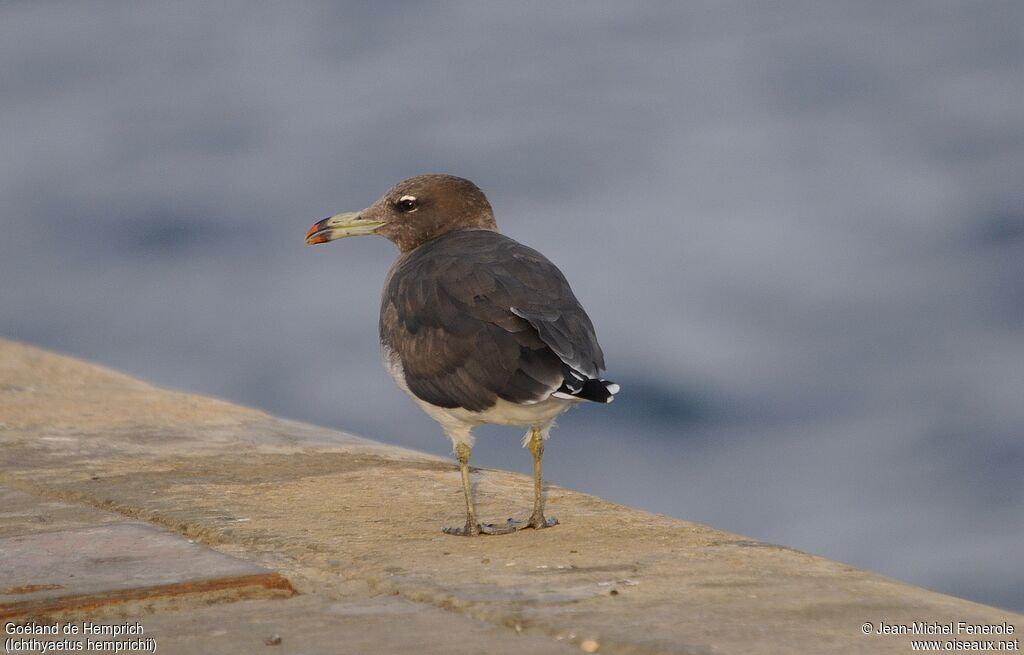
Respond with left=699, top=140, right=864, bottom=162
left=397, top=195, right=418, bottom=212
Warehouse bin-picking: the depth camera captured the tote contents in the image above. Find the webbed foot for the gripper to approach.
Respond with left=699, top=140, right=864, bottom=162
left=442, top=518, right=520, bottom=536
left=503, top=514, right=559, bottom=531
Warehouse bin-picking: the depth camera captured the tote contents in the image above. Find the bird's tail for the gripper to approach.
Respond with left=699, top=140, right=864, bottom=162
left=551, top=368, right=620, bottom=404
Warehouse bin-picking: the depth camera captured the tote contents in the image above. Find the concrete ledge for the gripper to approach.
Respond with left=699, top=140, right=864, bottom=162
left=0, top=524, right=295, bottom=621
left=0, top=337, right=1020, bottom=654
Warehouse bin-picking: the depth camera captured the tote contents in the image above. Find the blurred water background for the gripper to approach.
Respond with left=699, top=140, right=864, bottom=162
left=1, top=2, right=1021, bottom=611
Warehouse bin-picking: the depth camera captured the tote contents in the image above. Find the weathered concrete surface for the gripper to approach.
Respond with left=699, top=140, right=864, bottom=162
left=0, top=337, right=1020, bottom=654
left=119, top=594, right=579, bottom=654
left=0, top=524, right=295, bottom=620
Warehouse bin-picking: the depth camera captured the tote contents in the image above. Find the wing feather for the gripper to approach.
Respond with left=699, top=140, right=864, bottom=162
left=380, top=230, right=605, bottom=411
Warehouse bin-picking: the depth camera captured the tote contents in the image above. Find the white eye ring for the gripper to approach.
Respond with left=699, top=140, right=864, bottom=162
left=397, top=195, right=419, bottom=212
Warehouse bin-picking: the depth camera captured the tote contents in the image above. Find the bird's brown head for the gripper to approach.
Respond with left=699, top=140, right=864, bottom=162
left=305, top=175, right=497, bottom=253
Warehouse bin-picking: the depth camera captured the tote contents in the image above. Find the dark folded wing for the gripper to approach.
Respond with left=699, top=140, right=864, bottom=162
left=379, top=230, right=605, bottom=412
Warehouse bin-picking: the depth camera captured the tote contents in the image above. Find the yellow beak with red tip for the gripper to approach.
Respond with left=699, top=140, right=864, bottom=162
left=305, top=211, right=385, bottom=245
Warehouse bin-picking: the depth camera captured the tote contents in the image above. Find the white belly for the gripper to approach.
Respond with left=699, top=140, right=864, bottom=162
left=381, top=345, right=573, bottom=446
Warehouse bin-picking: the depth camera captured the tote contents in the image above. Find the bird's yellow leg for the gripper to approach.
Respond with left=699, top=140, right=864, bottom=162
left=525, top=428, right=558, bottom=529
left=443, top=442, right=517, bottom=536
left=457, top=442, right=480, bottom=535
